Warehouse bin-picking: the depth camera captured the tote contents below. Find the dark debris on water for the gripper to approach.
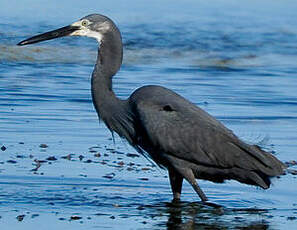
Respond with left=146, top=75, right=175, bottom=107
left=287, top=216, right=297, bottom=221
left=285, top=160, right=297, bottom=167
left=84, top=159, right=92, bottom=163
left=46, top=156, right=57, bottom=161
left=39, top=144, right=48, bottom=148
left=31, top=159, right=46, bottom=172
left=103, top=173, right=115, bottom=179
left=70, top=215, right=82, bottom=221
left=94, top=153, right=101, bottom=157
left=2, top=142, right=158, bottom=183
left=61, top=154, right=73, bottom=160
left=79, top=155, right=84, bottom=161
left=287, top=169, right=297, bottom=175
left=138, top=177, right=149, bottom=181
left=16, top=215, right=25, bottom=222
left=7, top=160, right=17, bottom=164
left=126, top=153, right=140, bottom=158
left=31, top=214, right=39, bottom=219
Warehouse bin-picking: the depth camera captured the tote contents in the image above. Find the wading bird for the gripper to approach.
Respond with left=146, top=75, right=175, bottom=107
left=18, top=14, right=285, bottom=204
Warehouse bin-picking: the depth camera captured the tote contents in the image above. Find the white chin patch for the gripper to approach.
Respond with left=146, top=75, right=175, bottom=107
left=70, top=21, right=104, bottom=43
left=70, top=29, right=103, bottom=43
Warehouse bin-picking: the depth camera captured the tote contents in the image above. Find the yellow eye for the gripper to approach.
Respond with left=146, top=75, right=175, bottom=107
left=81, top=20, right=88, bottom=27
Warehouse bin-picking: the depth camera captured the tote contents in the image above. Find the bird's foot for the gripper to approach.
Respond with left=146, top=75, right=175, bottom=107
left=171, top=197, right=181, bottom=204
left=202, top=201, right=223, bottom=209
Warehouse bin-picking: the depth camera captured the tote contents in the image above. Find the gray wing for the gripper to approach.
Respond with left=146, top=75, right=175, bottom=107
left=130, top=85, right=283, bottom=174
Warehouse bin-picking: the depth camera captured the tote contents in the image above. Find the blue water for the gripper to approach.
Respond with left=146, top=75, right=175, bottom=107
left=0, top=0, right=297, bottom=229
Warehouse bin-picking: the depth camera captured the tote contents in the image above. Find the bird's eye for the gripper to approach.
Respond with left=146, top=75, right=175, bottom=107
left=81, top=20, right=89, bottom=27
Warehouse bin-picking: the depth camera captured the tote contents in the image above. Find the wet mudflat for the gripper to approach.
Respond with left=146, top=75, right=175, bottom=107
left=0, top=0, right=297, bottom=229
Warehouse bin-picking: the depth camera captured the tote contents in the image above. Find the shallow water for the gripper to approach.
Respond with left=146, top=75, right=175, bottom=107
left=0, top=0, right=297, bottom=229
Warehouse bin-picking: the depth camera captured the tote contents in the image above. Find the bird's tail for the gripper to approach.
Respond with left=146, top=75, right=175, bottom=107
left=194, top=144, right=286, bottom=189
left=231, top=145, right=286, bottom=189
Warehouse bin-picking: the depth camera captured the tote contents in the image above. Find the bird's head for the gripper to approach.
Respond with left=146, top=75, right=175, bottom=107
left=18, top=14, right=115, bottom=46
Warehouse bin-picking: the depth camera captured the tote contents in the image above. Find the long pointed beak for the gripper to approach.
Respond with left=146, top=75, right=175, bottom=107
left=17, top=25, right=80, bottom=46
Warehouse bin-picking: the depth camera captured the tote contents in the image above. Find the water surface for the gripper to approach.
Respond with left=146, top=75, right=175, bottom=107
left=0, top=0, right=297, bottom=229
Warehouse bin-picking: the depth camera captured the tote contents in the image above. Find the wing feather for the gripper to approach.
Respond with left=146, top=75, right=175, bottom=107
left=130, top=85, right=284, bottom=175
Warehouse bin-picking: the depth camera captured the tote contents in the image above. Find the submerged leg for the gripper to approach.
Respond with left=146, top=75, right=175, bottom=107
left=168, top=168, right=183, bottom=201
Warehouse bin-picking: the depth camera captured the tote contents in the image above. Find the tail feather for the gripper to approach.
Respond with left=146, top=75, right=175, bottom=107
left=243, top=170, right=270, bottom=189
left=233, top=142, right=286, bottom=176
left=193, top=146, right=286, bottom=189
left=234, top=146, right=286, bottom=188
left=194, top=166, right=276, bottom=189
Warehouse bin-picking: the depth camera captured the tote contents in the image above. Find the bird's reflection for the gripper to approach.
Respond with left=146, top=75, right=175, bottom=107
left=145, top=201, right=270, bottom=230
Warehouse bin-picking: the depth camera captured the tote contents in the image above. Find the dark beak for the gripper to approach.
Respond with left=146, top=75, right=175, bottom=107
left=17, top=25, right=80, bottom=46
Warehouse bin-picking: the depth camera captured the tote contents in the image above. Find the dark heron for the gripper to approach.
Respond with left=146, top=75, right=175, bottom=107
left=18, top=14, right=286, bottom=204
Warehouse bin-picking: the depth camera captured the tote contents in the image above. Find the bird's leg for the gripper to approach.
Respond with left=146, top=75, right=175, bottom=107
left=174, top=168, right=208, bottom=202
left=168, top=168, right=183, bottom=201
left=175, top=168, right=224, bottom=208
left=190, top=179, right=208, bottom=202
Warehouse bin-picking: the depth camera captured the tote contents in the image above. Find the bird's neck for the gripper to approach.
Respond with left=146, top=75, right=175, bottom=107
left=97, top=30, right=123, bottom=83
left=91, top=30, right=123, bottom=125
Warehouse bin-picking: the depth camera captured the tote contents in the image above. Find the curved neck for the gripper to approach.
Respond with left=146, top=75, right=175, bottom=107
left=90, top=25, right=135, bottom=144
left=91, top=28, right=124, bottom=125
left=97, top=29, right=123, bottom=86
